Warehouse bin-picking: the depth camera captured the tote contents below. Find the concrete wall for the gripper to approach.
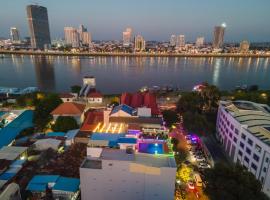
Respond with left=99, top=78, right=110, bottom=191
left=80, top=160, right=176, bottom=200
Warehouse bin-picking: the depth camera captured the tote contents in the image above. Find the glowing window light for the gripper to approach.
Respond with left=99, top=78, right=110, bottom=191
left=106, top=123, right=112, bottom=133
left=112, top=124, right=117, bottom=133
left=93, top=123, right=101, bottom=132
left=99, top=123, right=106, bottom=132
left=118, top=123, right=123, bottom=134
left=155, top=143, right=158, bottom=147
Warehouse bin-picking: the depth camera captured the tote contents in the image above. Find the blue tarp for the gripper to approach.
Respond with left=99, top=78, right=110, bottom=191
left=27, top=183, right=47, bottom=192
left=118, top=137, right=137, bottom=144
left=66, top=129, right=79, bottom=140
left=26, top=175, right=60, bottom=192
left=53, top=177, right=80, bottom=193
left=10, top=159, right=26, bottom=167
left=0, top=110, right=33, bottom=148
left=0, top=172, right=16, bottom=180
left=91, top=133, right=125, bottom=147
left=111, top=104, right=134, bottom=115
left=46, top=132, right=66, bottom=137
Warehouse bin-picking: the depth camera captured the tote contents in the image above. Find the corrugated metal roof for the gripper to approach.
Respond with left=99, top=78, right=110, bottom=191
left=0, top=110, right=33, bottom=148
left=46, top=132, right=66, bottom=137
left=53, top=177, right=80, bottom=193
left=111, top=104, right=134, bottom=115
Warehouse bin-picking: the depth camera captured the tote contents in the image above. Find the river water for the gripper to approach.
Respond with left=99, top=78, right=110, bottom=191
left=0, top=55, right=269, bottom=94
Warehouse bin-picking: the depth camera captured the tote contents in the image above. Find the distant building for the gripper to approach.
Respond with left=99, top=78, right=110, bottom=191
left=10, top=27, right=20, bottom=42
left=123, top=28, right=132, bottom=47
left=239, top=40, right=250, bottom=53
left=64, top=27, right=80, bottom=48
left=65, top=25, right=91, bottom=47
left=213, top=23, right=226, bottom=49
left=196, top=37, right=204, bottom=47
left=26, top=5, right=51, bottom=49
left=134, top=35, right=145, bottom=51
left=78, top=24, right=92, bottom=46
left=176, top=35, right=185, bottom=48
left=80, top=148, right=177, bottom=200
left=170, top=35, right=177, bottom=47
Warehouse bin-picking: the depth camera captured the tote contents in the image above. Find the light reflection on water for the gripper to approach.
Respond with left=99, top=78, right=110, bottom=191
left=0, top=55, right=269, bottom=94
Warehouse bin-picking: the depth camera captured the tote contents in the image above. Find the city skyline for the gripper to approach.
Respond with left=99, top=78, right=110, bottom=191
left=0, top=0, right=270, bottom=42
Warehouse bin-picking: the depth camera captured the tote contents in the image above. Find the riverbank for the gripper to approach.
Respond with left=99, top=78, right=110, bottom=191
left=1, top=50, right=270, bottom=58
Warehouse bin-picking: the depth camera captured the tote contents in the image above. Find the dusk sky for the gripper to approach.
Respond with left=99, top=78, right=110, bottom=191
left=1, top=0, right=270, bottom=42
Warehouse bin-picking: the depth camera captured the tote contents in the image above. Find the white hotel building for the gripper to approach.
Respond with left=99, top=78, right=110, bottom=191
left=80, top=148, right=177, bottom=200
left=216, top=100, right=270, bottom=197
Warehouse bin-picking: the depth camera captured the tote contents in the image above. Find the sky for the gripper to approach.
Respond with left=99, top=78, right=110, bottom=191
left=0, top=0, right=270, bottom=42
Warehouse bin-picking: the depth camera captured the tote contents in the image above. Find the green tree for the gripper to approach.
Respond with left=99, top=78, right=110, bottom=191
left=34, top=93, right=62, bottom=131
left=199, top=84, right=220, bottom=113
left=162, top=110, right=178, bottom=127
left=204, top=162, right=269, bottom=200
left=52, top=116, right=79, bottom=132
left=177, top=92, right=202, bottom=113
left=70, top=85, right=82, bottom=94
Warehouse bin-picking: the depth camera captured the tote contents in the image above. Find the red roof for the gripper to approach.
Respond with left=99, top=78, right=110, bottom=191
left=80, top=111, right=104, bottom=132
left=87, top=92, right=103, bottom=98
left=120, top=92, right=160, bottom=115
left=59, top=93, right=75, bottom=98
left=121, top=93, right=132, bottom=106
left=131, top=92, right=144, bottom=108
left=51, top=102, right=85, bottom=115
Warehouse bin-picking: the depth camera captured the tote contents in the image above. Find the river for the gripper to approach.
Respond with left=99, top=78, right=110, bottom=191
left=0, top=55, right=269, bottom=94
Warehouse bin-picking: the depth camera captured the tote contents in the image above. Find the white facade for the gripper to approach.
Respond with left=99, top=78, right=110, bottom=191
left=64, top=27, right=80, bottom=48
left=83, top=76, right=96, bottom=87
left=170, top=35, right=177, bottom=46
left=80, top=148, right=176, bottom=200
left=216, top=101, right=270, bottom=197
left=196, top=37, right=204, bottom=47
left=176, top=35, right=185, bottom=48
left=87, top=97, right=102, bottom=104
left=138, top=107, right=151, bottom=117
left=134, top=35, right=145, bottom=51
left=123, top=28, right=132, bottom=47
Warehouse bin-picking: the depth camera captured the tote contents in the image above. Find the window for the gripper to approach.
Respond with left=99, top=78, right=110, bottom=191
left=240, top=142, right=245, bottom=149
left=263, top=167, right=267, bottom=173
left=247, top=138, right=253, bottom=146
left=253, top=154, right=259, bottom=162
left=233, top=137, right=237, bottom=143
left=238, top=150, right=243, bottom=156
left=266, top=157, right=269, bottom=163
left=246, top=147, right=251, bottom=155
left=241, top=134, right=246, bottom=140
left=244, top=156, right=249, bottom=163
left=251, top=163, right=257, bottom=171
left=235, top=129, right=239, bottom=135
left=255, top=144, right=262, bottom=153
left=229, top=133, right=232, bottom=138
left=231, top=124, right=234, bottom=130
left=261, top=177, right=264, bottom=184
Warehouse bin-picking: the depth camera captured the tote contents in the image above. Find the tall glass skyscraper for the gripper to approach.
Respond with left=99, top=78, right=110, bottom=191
left=26, top=5, right=51, bottom=49
left=213, top=24, right=226, bottom=49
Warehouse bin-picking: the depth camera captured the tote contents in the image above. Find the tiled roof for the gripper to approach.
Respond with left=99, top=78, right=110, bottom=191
left=87, top=92, right=103, bottom=98
left=51, top=102, right=85, bottom=115
left=59, top=93, right=75, bottom=98
left=52, top=177, right=80, bottom=193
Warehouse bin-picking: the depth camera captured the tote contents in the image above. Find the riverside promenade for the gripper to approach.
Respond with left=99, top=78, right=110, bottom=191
left=1, top=50, right=270, bottom=58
